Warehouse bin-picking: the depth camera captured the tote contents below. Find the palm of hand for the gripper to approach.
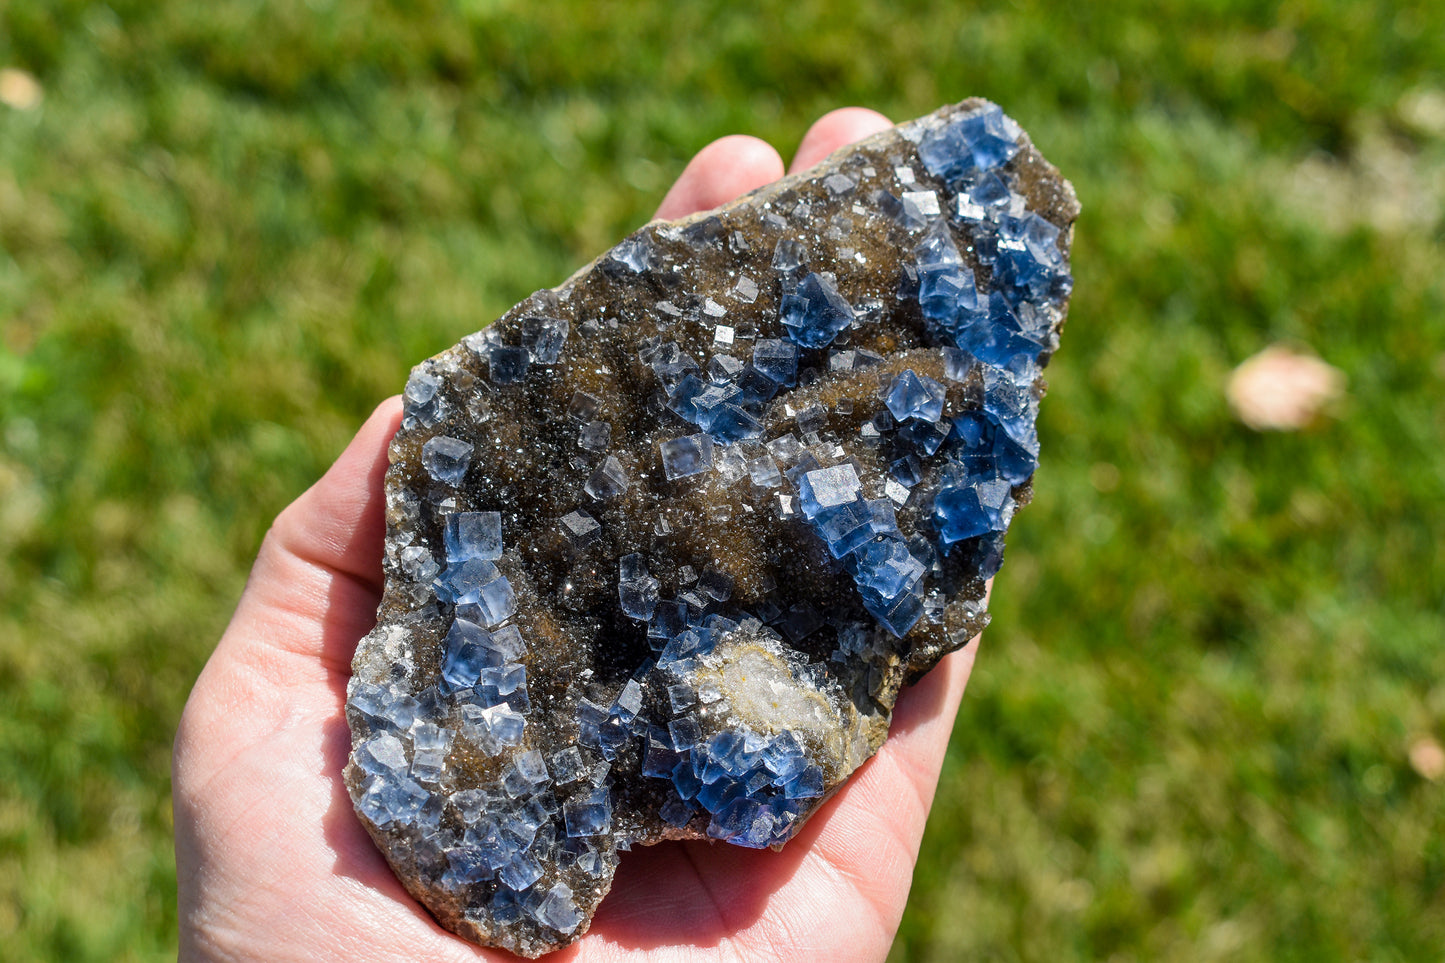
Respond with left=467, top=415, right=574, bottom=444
left=173, top=108, right=978, bottom=963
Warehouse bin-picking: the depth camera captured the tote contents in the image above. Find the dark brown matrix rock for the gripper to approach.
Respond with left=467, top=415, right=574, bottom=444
left=345, top=99, right=1078, bottom=957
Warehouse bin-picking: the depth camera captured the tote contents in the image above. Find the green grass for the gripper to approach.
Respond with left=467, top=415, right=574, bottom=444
left=2, top=1, right=1443, bottom=959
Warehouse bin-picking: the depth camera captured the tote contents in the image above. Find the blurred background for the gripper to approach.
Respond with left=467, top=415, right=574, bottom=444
left=2, top=1, right=1442, bottom=959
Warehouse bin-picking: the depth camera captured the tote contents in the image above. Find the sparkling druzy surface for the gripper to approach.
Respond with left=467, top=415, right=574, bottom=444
left=346, top=99, right=1078, bottom=957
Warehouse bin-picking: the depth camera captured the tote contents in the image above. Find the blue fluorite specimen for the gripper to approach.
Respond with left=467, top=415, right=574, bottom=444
left=348, top=99, right=1076, bottom=957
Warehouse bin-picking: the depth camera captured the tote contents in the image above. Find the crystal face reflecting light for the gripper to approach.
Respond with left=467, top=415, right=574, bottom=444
left=347, top=99, right=1077, bottom=958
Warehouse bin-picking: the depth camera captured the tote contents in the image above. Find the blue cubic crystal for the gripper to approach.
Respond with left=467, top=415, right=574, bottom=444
left=522, top=316, right=569, bottom=364
left=851, top=537, right=925, bottom=600
left=355, top=732, right=408, bottom=776
left=953, top=290, right=1045, bottom=369
left=648, top=600, right=688, bottom=643
left=578, top=420, right=611, bottom=452
left=503, top=749, right=550, bottom=797
left=434, top=558, right=498, bottom=605
left=668, top=716, right=702, bottom=752
left=952, top=409, right=1038, bottom=485
left=474, top=574, right=517, bottom=626
left=489, top=345, right=530, bottom=385
left=983, top=364, right=1040, bottom=447
left=403, top=369, right=440, bottom=424
left=444, top=511, right=502, bottom=562
left=671, top=758, right=702, bottom=800
left=885, top=369, right=948, bottom=423
left=358, top=770, right=430, bottom=828
left=559, top=509, right=602, bottom=546
left=942, top=347, right=976, bottom=381
left=488, top=623, right=526, bottom=661
left=707, top=354, right=744, bottom=383
left=780, top=272, right=854, bottom=349
left=707, top=404, right=764, bottom=443
left=890, top=454, right=923, bottom=489
left=813, top=499, right=876, bottom=558
left=772, top=237, right=806, bottom=273
left=992, top=212, right=1069, bottom=302
left=421, top=435, right=473, bottom=486
left=563, top=787, right=613, bottom=837
left=796, top=464, right=862, bottom=519
left=666, top=373, right=708, bottom=425
left=897, top=417, right=951, bottom=456
left=443, top=845, right=494, bottom=886
left=735, top=363, right=781, bottom=404
left=783, top=764, right=825, bottom=799
left=873, top=188, right=928, bottom=231
left=464, top=704, right=526, bottom=752
left=659, top=794, right=696, bottom=828
left=642, top=734, right=684, bottom=779
left=914, top=221, right=984, bottom=339
left=917, top=104, right=1021, bottom=183
left=859, top=583, right=925, bottom=637
left=760, top=733, right=809, bottom=784
left=535, top=882, right=583, bottom=935
left=660, top=433, right=714, bottom=480
left=349, top=680, right=418, bottom=731
left=551, top=747, right=588, bottom=785
left=498, top=850, right=544, bottom=891
left=608, top=235, right=651, bottom=273
left=707, top=797, right=770, bottom=847
left=753, top=339, right=800, bottom=386
left=441, top=618, right=500, bottom=689
left=618, top=554, right=661, bottom=622
left=479, top=662, right=526, bottom=696
left=690, top=383, right=742, bottom=431
left=584, top=456, right=629, bottom=500
left=933, top=470, right=1016, bottom=547
left=614, top=679, right=644, bottom=721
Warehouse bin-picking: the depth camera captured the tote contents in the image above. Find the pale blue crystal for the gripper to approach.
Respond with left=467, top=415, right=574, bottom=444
left=563, top=787, right=612, bottom=837
left=355, top=732, right=408, bottom=776
left=489, top=345, right=530, bottom=385
left=421, top=435, right=473, bottom=486
left=917, top=103, right=1021, bottom=183
left=522, top=317, right=569, bottom=364
left=535, top=882, right=583, bottom=935
left=780, top=272, right=854, bottom=349
left=584, top=456, right=629, bottom=500
left=660, top=434, right=714, bottom=480
left=444, top=511, right=502, bottom=562
left=796, top=464, right=862, bottom=519
left=753, top=339, right=799, bottom=386
left=498, top=850, right=544, bottom=890
left=885, top=369, right=947, bottom=423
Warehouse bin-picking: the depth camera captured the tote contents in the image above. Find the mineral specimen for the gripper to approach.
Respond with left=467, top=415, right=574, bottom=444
left=346, top=98, right=1078, bottom=957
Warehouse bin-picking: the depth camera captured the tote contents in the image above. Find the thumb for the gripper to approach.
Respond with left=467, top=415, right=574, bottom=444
left=178, top=396, right=402, bottom=757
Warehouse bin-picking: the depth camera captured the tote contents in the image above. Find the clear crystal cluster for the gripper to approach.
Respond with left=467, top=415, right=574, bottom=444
left=346, top=99, right=1078, bottom=957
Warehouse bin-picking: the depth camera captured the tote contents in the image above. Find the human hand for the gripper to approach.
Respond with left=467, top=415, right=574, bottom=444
left=173, top=107, right=979, bottom=963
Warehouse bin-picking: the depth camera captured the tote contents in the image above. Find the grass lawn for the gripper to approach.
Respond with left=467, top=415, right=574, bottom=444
left=2, top=1, right=1443, bottom=959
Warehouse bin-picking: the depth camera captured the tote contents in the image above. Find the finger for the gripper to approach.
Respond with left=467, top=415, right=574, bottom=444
left=787, top=107, right=893, bottom=174
left=836, top=641, right=978, bottom=836
left=214, top=397, right=403, bottom=683
left=653, top=134, right=785, bottom=220
left=766, top=642, right=977, bottom=958
left=268, top=395, right=404, bottom=594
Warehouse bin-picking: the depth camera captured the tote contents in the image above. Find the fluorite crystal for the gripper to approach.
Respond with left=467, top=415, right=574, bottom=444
left=346, top=99, right=1078, bottom=957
